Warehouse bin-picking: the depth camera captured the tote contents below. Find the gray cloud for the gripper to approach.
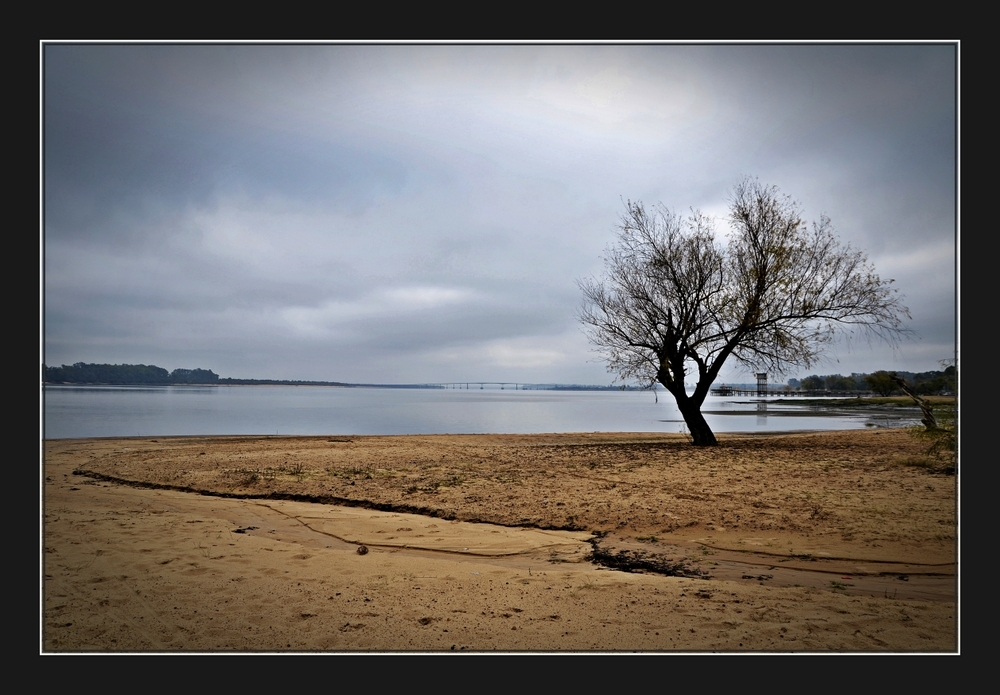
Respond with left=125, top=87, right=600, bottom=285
left=43, top=43, right=957, bottom=384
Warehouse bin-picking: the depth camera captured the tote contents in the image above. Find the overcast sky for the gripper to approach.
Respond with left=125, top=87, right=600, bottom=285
left=43, top=43, right=957, bottom=385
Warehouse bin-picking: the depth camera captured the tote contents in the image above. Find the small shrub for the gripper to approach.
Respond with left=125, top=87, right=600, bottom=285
left=238, top=469, right=260, bottom=485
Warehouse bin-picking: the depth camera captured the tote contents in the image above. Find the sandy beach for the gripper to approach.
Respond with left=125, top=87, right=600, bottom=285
left=42, top=429, right=957, bottom=652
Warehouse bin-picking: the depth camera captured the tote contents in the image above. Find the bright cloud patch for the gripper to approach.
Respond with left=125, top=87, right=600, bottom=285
left=282, top=285, right=481, bottom=337
left=380, top=286, right=478, bottom=309
left=487, top=342, right=566, bottom=368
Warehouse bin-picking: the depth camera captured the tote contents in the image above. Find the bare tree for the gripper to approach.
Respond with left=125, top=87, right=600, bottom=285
left=579, top=177, right=910, bottom=445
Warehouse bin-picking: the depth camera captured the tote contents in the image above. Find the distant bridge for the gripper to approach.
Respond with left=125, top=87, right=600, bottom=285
left=436, top=382, right=527, bottom=390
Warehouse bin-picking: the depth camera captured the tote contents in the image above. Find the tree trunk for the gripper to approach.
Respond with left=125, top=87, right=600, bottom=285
left=890, top=374, right=938, bottom=430
left=673, top=393, right=718, bottom=446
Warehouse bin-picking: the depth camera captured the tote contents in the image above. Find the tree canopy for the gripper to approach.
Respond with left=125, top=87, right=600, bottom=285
left=43, top=363, right=219, bottom=385
left=579, top=177, right=910, bottom=445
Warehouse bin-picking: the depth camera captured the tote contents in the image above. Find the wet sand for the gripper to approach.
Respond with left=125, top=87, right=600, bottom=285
left=43, top=429, right=957, bottom=651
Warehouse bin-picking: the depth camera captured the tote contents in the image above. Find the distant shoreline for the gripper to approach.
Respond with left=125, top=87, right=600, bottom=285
left=42, top=381, right=643, bottom=391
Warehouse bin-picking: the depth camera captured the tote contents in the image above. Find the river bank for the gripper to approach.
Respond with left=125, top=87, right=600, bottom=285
left=43, top=429, right=957, bottom=651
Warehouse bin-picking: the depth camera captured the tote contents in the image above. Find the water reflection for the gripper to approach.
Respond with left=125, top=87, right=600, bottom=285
left=756, top=399, right=768, bottom=426
left=43, top=386, right=922, bottom=440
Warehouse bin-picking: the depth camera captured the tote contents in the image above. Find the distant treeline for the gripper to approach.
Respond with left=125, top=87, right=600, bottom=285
left=44, top=363, right=383, bottom=387
left=788, top=367, right=956, bottom=396
left=44, top=361, right=956, bottom=395
left=41, top=363, right=627, bottom=389
left=44, top=363, right=220, bottom=385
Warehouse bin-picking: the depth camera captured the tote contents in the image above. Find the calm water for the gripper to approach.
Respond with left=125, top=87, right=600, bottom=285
left=42, top=385, right=920, bottom=440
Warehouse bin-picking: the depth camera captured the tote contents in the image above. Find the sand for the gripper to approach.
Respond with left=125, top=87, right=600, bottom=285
left=42, top=429, right=957, bottom=652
